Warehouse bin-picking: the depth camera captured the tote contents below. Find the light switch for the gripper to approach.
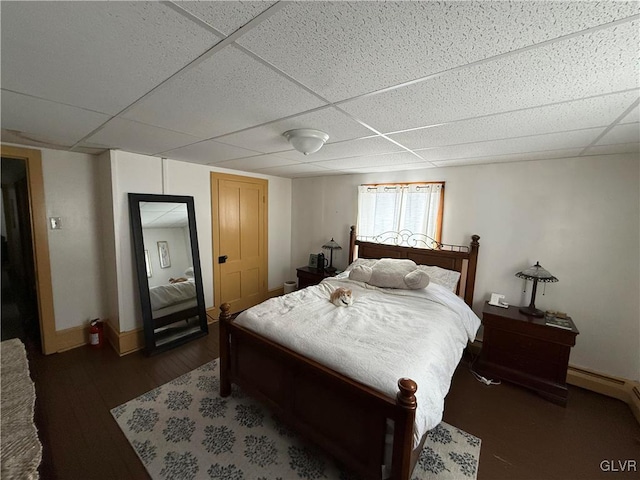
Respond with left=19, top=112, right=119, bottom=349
left=49, top=217, right=62, bottom=230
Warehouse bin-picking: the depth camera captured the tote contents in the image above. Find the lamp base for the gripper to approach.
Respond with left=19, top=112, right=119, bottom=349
left=519, top=306, right=544, bottom=317
left=325, top=266, right=337, bottom=274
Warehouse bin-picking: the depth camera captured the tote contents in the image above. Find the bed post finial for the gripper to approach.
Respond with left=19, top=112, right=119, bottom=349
left=220, top=302, right=232, bottom=323
left=393, top=378, right=418, bottom=479
left=397, top=378, right=417, bottom=409
left=349, top=225, right=357, bottom=264
left=464, top=235, right=480, bottom=307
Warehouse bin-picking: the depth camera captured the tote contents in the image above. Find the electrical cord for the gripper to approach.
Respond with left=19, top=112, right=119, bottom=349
left=465, top=345, right=501, bottom=386
left=471, top=370, right=501, bottom=386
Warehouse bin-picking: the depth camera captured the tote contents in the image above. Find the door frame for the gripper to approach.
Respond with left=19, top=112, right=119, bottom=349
left=210, top=172, right=268, bottom=313
left=1, top=145, right=56, bottom=354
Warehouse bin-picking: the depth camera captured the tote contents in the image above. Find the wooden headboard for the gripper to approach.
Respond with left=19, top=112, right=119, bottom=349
left=348, top=225, right=480, bottom=307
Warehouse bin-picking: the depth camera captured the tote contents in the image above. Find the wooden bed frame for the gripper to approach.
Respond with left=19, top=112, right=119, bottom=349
left=219, top=226, right=480, bottom=479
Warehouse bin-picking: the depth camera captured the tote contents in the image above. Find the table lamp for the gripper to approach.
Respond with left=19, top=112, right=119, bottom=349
left=322, top=238, right=342, bottom=273
left=515, top=261, right=558, bottom=317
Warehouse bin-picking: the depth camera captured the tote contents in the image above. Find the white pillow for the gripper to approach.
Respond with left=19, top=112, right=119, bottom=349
left=184, top=267, right=194, bottom=278
left=418, top=265, right=461, bottom=292
left=349, top=258, right=430, bottom=290
left=344, top=258, right=380, bottom=272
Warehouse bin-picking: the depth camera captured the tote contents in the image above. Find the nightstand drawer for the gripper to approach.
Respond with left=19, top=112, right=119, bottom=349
left=486, top=346, right=566, bottom=381
left=296, top=266, right=333, bottom=289
left=297, top=272, right=319, bottom=289
left=486, top=328, right=565, bottom=362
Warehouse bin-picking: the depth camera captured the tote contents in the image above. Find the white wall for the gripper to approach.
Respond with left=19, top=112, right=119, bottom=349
left=110, top=152, right=292, bottom=332
left=97, top=150, right=119, bottom=330
left=109, top=150, right=163, bottom=333
left=40, top=148, right=107, bottom=330
left=291, top=154, right=640, bottom=381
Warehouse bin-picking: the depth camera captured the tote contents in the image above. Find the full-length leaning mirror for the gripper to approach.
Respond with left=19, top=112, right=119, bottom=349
left=128, top=193, right=208, bottom=355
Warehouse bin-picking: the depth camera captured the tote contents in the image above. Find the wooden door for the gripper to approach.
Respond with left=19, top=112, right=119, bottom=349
left=211, top=173, right=268, bottom=314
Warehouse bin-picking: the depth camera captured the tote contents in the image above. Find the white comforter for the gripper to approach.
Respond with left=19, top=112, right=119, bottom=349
left=149, top=279, right=196, bottom=311
left=234, top=274, right=480, bottom=445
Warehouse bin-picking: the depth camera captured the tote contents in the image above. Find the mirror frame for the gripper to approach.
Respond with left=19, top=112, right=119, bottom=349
left=128, top=193, right=208, bottom=355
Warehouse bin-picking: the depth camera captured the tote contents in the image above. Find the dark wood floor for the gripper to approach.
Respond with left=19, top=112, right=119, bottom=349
left=25, top=328, right=640, bottom=480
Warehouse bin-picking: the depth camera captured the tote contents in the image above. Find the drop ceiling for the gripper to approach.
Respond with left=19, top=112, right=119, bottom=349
left=140, top=202, right=189, bottom=228
left=1, top=1, right=638, bottom=179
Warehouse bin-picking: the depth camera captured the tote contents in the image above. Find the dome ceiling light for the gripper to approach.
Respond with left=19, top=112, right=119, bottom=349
left=283, top=129, right=329, bottom=155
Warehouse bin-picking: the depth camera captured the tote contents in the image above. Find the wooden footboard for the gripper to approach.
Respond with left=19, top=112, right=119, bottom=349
left=219, top=303, right=420, bottom=480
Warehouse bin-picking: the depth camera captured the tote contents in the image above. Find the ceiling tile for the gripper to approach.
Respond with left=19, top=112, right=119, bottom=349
left=238, top=1, right=639, bottom=102
left=341, top=20, right=639, bottom=133
left=418, top=128, right=603, bottom=163
left=73, top=145, right=109, bottom=155
left=388, top=91, right=640, bottom=149
left=178, top=1, right=277, bottom=35
left=84, top=118, right=204, bottom=156
left=0, top=90, right=111, bottom=148
left=141, top=202, right=189, bottom=227
left=161, top=138, right=260, bottom=164
left=2, top=1, right=638, bottom=178
left=313, top=151, right=427, bottom=170
left=431, top=148, right=585, bottom=167
left=583, top=143, right=640, bottom=155
left=215, top=106, right=373, bottom=153
left=622, top=103, right=640, bottom=123
left=0, top=2, right=221, bottom=115
left=141, top=202, right=188, bottom=212
left=255, top=162, right=333, bottom=178
left=0, top=128, right=102, bottom=154
left=341, top=162, right=436, bottom=174
left=277, top=136, right=404, bottom=162
left=595, top=123, right=640, bottom=145
left=123, top=45, right=325, bottom=138
left=213, top=154, right=299, bottom=170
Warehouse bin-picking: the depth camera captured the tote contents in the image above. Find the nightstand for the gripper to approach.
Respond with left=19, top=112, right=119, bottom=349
left=296, top=266, right=334, bottom=289
left=475, top=302, right=579, bottom=406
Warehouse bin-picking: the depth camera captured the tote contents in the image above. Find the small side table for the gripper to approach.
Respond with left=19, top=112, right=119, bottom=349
left=475, top=302, right=579, bottom=406
left=296, top=266, right=334, bottom=289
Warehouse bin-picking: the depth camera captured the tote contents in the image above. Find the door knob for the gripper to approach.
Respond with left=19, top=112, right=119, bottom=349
left=218, top=255, right=228, bottom=264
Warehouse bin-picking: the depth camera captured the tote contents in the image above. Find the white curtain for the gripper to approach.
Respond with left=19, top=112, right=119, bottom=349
left=357, top=183, right=443, bottom=246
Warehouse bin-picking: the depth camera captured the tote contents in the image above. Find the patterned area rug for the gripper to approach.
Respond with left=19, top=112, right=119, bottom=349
left=112, top=360, right=480, bottom=480
left=1, top=338, right=42, bottom=480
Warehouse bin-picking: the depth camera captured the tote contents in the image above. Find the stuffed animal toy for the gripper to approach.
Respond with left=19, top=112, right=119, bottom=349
left=348, top=258, right=429, bottom=290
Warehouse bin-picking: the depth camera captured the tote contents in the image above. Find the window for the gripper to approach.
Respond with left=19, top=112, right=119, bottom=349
left=357, top=182, right=444, bottom=248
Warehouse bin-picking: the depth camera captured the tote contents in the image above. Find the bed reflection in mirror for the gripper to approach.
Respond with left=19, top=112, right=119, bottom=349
left=129, top=193, right=208, bottom=355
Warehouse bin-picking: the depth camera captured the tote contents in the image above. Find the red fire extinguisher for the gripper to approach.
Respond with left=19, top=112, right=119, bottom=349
left=89, top=319, right=103, bottom=348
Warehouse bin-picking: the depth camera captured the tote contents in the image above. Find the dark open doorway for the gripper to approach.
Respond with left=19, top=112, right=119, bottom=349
left=2, top=156, right=41, bottom=346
